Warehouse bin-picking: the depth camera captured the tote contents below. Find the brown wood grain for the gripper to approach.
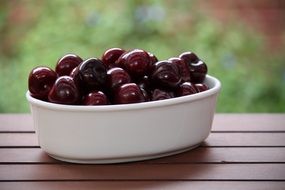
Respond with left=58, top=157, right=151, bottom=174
left=0, top=164, right=284, bottom=181
left=1, top=133, right=285, bottom=147
left=0, top=147, right=285, bottom=164
left=0, top=114, right=33, bottom=132
left=0, top=114, right=284, bottom=189
left=0, top=114, right=284, bottom=132
left=1, top=181, right=285, bottom=190
left=212, top=114, right=285, bottom=131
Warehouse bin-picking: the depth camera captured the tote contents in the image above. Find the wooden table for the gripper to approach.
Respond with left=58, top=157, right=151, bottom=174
left=0, top=114, right=285, bottom=190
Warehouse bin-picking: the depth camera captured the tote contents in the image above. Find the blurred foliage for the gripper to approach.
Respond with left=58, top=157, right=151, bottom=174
left=0, top=0, right=284, bottom=112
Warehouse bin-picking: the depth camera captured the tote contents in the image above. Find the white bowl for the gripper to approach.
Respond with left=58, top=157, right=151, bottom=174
left=26, top=75, right=221, bottom=164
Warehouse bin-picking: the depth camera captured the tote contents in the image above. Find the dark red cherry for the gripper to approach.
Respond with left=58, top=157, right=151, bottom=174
left=194, top=83, right=209, bottom=92
left=69, top=66, right=78, bottom=78
left=150, top=60, right=182, bottom=90
left=28, top=66, right=57, bottom=100
left=69, top=66, right=87, bottom=95
left=151, top=89, right=174, bottom=101
left=55, top=54, right=83, bottom=76
left=137, top=75, right=151, bottom=90
left=179, top=52, right=207, bottom=83
left=83, top=91, right=109, bottom=105
left=179, top=51, right=199, bottom=63
left=137, top=76, right=151, bottom=101
left=78, top=58, right=107, bottom=90
left=148, top=52, right=158, bottom=65
left=114, top=83, right=145, bottom=104
left=168, top=57, right=191, bottom=82
left=140, top=87, right=150, bottom=101
left=188, top=60, right=208, bottom=83
left=102, top=48, right=126, bottom=69
left=116, top=49, right=151, bottom=78
left=48, top=76, right=79, bottom=105
left=106, top=67, right=131, bottom=90
left=176, top=82, right=197, bottom=97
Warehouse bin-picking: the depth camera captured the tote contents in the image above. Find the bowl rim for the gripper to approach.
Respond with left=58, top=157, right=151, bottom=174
left=26, top=75, right=221, bottom=112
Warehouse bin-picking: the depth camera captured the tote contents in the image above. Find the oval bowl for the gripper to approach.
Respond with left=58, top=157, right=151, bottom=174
left=26, top=75, right=221, bottom=163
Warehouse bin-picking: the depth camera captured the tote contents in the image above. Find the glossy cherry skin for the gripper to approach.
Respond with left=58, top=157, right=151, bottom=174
left=194, top=83, right=209, bottom=92
left=179, top=52, right=207, bottom=83
left=28, top=66, right=57, bottom=100
left=116, top=49, right=151, bottom=78
left=148, top=52, right=158, bottom=65
left=55, top=54, right=83, bottom=76
left=168, top=57, right=191, bottom=82
left=151, top=89, right=174, bottom=101
left=179, top=51, right=199, bottom=63
left=176, top=82, right=197, bottom=97
left=137, top=76, right=151, bottom=101
left=188, top=60, right=208, bottom=83
left=114, top=83, right=145, bottom=104
left=48, top=76, right=79, bottom=105
left=106, top=67, right=131, bottom=90
left=102, top=48, right=126, bottom=69
left=139, top=87, right=150, bottom=101
left=137, top=75, right=151, bottom=90
left=69, top=66, right=78, bottom=78
left=83, top=91, right=109, bottom=105
left=77, top=58, right=107, bottom=90
left=150, top=60, right=182, bottom=90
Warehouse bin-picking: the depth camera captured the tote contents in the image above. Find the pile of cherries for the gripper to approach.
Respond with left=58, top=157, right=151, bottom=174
left=28, top=48, right=209, bottom=105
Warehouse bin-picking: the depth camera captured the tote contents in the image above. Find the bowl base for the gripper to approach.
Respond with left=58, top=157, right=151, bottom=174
left=47, top=144, right=200, bottom=164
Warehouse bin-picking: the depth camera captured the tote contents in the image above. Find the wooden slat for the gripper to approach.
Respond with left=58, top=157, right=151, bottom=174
left=0, top=114, right=33, bottom=132
left=0, top=114, right=284, bottom=132
left=0, top=147, right=285, bottom=164
left=1, top=133, right=285, bottom=147
left=1, top=181, right=285, bottom=190
left=0, top=164, right=284, bottom=181
left=212, top=114, right=285, bottom=131
left=204, top=133, right=285, bottom=146
left=0, top=133, right=38, bottom=147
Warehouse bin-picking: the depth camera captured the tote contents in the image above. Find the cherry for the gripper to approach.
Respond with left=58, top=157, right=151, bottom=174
left=168, top=57, right=191, bottom=82
left=116, top=49, right=151, bottom=78
left=176, top=82, right=197, bottom=97
left=69, top=66, right=78, bottom=78
left=194, top=83, right=209, bottom=92
left=48, top=76, right=79, bottom=105
left=148, top=52, right=158, bottom=65
left=137, top=75, right=151, bottom=90
left=179, top=52, right=207, bottom=83
left=188, top=60, right=208, bottom=83
left=28, top=66, right=57, bottom=100
left=114, top=83, right=145, bottom=104
left=106, top=67, right=131, bottom=90
left=77, top=58, right=107, bottom=90
left=102, top=48, right=125, bottom=69
left=83, top=91, right=109, bottom=105
left=150, top=60, right=182, bottom=90
left=151, top=89, right=174, bottom=101
left=55, top=54, right=83, bottom=76
left=137, top=76, right=151, bottom=101
left=140, top=87, right=150, bottom=101
left=179, top=51, right=199, bottom=63
left=28, top=49, right=210, bottom=105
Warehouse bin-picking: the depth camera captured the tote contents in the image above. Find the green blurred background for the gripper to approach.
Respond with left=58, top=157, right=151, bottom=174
left=0, top=0, right=284, bottom=113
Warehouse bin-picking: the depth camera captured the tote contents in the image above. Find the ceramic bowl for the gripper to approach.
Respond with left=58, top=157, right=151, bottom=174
left=26, top=75, right=221, bottom=164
